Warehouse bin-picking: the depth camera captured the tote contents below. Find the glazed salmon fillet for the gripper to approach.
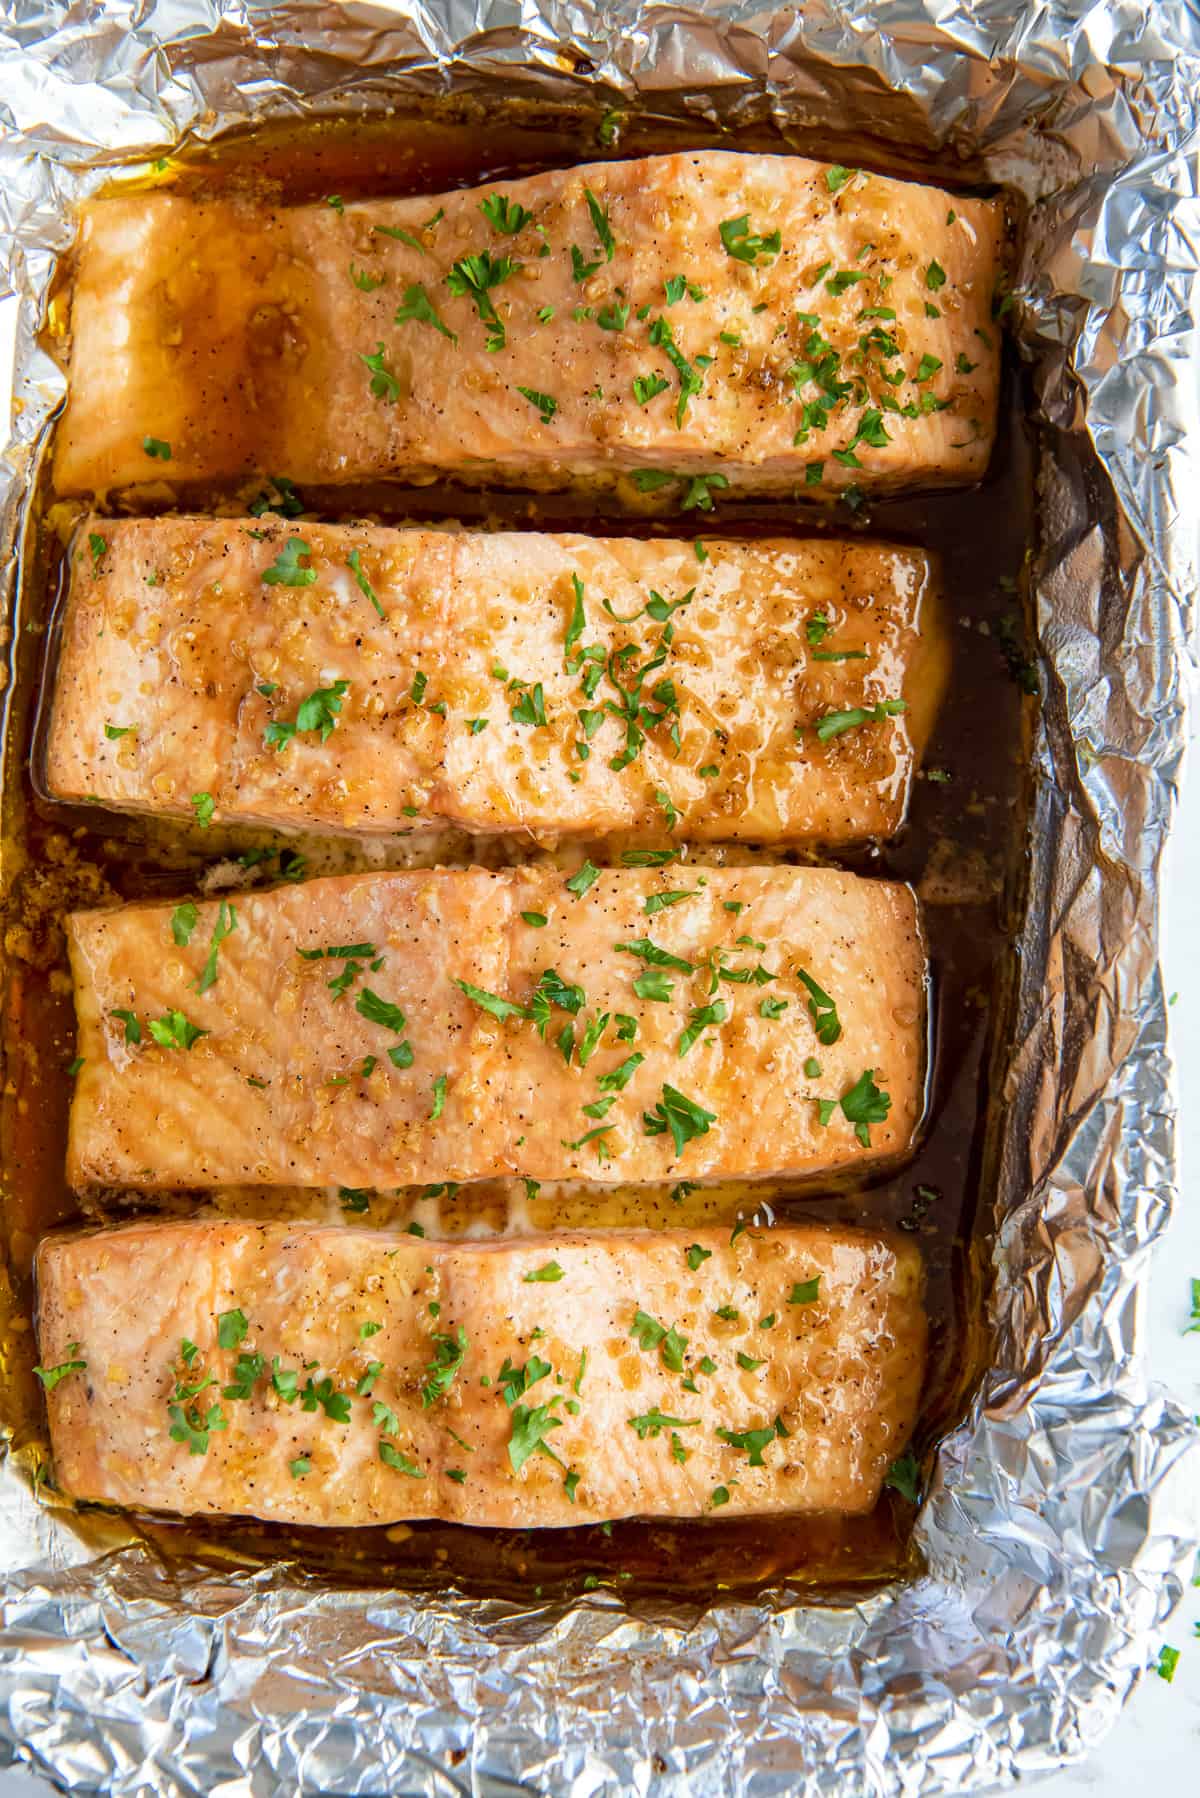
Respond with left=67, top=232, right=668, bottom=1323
left=65, top=865, right=926, bottom=1190
left=54, top=152, right=1003, bottom=501
left=36, top=1218, right=926, bottom=1527
left=48, top=517, right=948, bottom=843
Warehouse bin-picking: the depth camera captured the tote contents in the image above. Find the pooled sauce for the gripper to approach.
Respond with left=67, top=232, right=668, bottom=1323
left=0, top=103, right=1031, bottom=1603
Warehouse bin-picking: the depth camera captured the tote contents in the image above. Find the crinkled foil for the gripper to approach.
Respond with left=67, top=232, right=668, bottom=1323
left=1, top=2, right=1199, bottom=1792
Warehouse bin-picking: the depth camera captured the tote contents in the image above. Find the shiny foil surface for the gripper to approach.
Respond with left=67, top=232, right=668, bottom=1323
left=1, top=2, right=1199, bottom=1792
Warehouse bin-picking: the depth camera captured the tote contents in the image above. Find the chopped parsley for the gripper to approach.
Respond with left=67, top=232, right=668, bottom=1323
left=648, top=314, right=710, bottom=427
left=455, top=978, right=529, bottom=1024
left=517, top=386, right=558, bottom=424
left=583, top=186, right=615, bottom=261
left=884, top=1450, right=921, bottom=1503
left=33, top=1346, right=87, bottom=1391
left=446, top=251, right=518, bottom=351
left=360, top=343, right=402, bottom=401
left=421, top=1326, right=468, bottom=1407
left=509, top=1400, right=564, bottom=1472
left=347, top=548, right=385, bottom=619
left=715, top=1424, right=777, bottom=1465
left=262, top=537, right=317, bottom=587
left=643, top=1083, right=716, bottom=1155
left=510, top=682, right=548, bottom=727
left=264, top=680, right=350, bottom=750
left=925, top=259, right=947, bottom=291
left=191, top=792, right=215, bottom=828
left=193, top=900, right=237, bottom=995
left=814, top=699, right=907, bottom=742
left=395, top=282, right=457, bottom=341
left=523, top=1261, right=565, bottom=1283
left=597, top=1051, right=644, bottom=1093
left=621, top=849, right=678, bottom=867
left=633, top=372, right=670, bottom=405
left=789, top=1276, right=821, bottom=1305
left=216, top=1308, right=248, bottom=1349
left=168, top=1397, right=225, bottom=1455
left=521, top=911, right=548, bottom=928
left=562, top=1124, right=614, bottom=1155
left=566, top=860, right=601, bottom=898
left=617, top=936, right=694, bottom=974
left=223, top=1351, right=266, bottom=1401
left=379, top=1442, right=425, bottom=1477
left=373, top=222, right=423, bottom=250
left=248, top=476, right=304, bottom=518
left=681, top=472, right=728, bottom=512
left=825, top=164, right=855, bottom=192
left=142, top=436, right=171, bottom=460
left=111, top=1008, right=141, bottom=1044
left=170, top=903, right=198, bottom=947
left=480, top=194, right=533, bottom=234
left=634, top=969, right=674, bottom=1002
left=598, top=300, right=630, bottom=331
left=88, top=533, right=107, bottom=572
left=643, top=888, right=698, bottom=915
left=678, top=1001, right=727, bottom=1057
left=796, top=969, right=841, bottom=1045
left=719, top=214, right=781, bottom=265
left=838, top=1068, right=892, bottom=1145
left=430, top=1073, right=448, bottom=1120
left=628, top=1408, right=699, bottom=1440
left=148, top=1010, right=207, bottom=1051
left=349, top=262, right=385, bottom=292
left=630, top=1309, right=689, bottom=1372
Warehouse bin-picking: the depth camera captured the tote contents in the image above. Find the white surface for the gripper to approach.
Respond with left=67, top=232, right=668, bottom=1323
left=0, top=289, right=1195, bottom=1792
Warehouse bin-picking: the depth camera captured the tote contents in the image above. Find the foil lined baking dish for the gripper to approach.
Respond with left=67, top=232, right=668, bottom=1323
left=0, top=2, right=1197, bottom=1791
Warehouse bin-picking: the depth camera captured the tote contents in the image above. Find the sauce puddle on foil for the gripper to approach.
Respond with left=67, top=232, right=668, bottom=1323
left=0, top=105, right=1031, bottom=1604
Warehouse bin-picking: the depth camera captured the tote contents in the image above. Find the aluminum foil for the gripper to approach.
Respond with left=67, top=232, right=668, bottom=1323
left=1, top=2, right=1199, bottom=1792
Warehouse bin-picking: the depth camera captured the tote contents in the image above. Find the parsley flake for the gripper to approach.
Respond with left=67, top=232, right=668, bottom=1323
left=262, top=537, right=317, bottom=587
left=480, top=194, right=533, bottom=234
left=643, top=1083, right=717, bottom=1155
left=813, top=698, right=907, bottom=742
left=395, top=282, right=457, bottom=342
left=719, top=214, right=781, bottom=265
left=148, top=1009, right=207, bottom=1051
left=264, top=680, right=350, bottom=750
left=360, top=343, right=402, bottom=401
left=516, top=386, right=558, bottom=424
left=347, top=547, right=385, bottom=618
left=34, top=1346, right=87, bottom=1391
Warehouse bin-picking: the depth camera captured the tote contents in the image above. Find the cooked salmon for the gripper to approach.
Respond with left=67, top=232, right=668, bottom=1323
left=54, top=152, right=1003, bottom=501
left=65, top=865, right=926, bottom=1190
left=49, top=517, right=948, bottom=844
left=36, top=1217, right=926, bottom=1527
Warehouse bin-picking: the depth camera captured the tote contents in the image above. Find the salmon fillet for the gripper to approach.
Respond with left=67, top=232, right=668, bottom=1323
left=35, top=1218, right=926, bottom=1527
left=65, top=865, right=926, bottom=1190
left=49, top=517, right=947, bottom=844
left=54, top=152, right=1003, bottom=501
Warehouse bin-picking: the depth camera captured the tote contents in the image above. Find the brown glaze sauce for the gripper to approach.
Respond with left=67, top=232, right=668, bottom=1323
left=0, top=102, right=1032, bottom=1605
